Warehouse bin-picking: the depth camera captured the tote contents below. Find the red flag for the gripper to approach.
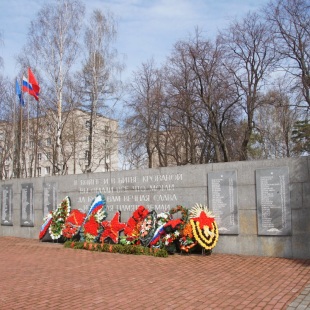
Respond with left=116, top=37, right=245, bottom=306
left=28, top=68, right=40, bottom=100
left=22, top=75, right=39, bottom=101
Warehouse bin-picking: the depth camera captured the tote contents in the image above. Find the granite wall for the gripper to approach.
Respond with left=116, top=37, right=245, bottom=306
left=0, top=157, right=309, bottom=259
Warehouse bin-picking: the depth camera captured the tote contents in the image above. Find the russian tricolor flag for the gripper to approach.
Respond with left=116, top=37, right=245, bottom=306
left=22, top=76, right=33, bottom=92
left=22, top=68, right=40, bottom=101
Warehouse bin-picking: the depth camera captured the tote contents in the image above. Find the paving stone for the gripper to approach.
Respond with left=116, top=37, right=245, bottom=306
left=0, top=236, right=309, bottom=310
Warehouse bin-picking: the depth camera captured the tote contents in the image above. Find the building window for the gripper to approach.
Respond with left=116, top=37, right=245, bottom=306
left=30, top=141, right=34, bottom=148
left=47, top=124, right=53, bottom=132
left=37, top=167, right=41, bottom=177
left=38, top=153, right=42, bottom=161
left=105, top=125, right=110, bottom=135
left=85, top=120, right=90, bottom=129
left=46, top=138, right=51, bottom=146
left=46, top=152, right=51, bottom=160
left=85, top=150, right=89, bottom=160
left=46, top=167, right=50, bottom=175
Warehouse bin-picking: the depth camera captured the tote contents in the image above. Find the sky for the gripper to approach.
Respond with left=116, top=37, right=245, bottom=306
left=0, top=0, right=270, bottom=82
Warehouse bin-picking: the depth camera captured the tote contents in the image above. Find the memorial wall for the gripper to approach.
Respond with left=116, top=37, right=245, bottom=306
left=0, top=157, right=309, bottom=259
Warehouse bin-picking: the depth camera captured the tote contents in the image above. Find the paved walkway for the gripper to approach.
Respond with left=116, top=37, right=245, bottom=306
left=0, top=237, right=309, bottom=310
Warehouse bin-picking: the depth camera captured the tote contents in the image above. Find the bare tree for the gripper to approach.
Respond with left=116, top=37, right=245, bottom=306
left=77, top=9, right=122, bottom=173
left=220, top=12, right=277, bottom=160
left=165, top=40, right=203, bottom=165
left=0, top=31, right=3, bottom=68
left=163, top=31, right=241, bottom=164
left=188, top=31, right=241, bottom=162
left=254, top=79, right=299, bottom=158
left=264, top=0, right=310, bottom=109
left=0, top=77, right=15, bottom=179
left=21, top=0, right=85, bottom=175
left=124, top=59, right=165, bottom=168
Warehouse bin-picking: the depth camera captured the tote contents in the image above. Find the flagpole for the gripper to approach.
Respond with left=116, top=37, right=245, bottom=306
left=26, top=88, right=29, bottom=177
left=35, top=96, right=39, bottom=177
left=23, top=67, right=41, bottom=177
left=20, top=76, right=26, bottom=178
left=31, top=68, right=38, bottom=178
left=17, top=99, right=22, bottom=178
left=12, top=80, right=16, bottom=179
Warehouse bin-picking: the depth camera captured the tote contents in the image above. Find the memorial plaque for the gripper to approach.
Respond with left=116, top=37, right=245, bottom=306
left=71, top=171, right=199, bottom=222
left=207, top=170, right=238, bottom=234
left=43, top=182, right=57, bottom=215
left=21, top=183, right=34, bottom=227
left=256, top=167, right=291, bottom=235
left=1, top=184, right=13, bottom=226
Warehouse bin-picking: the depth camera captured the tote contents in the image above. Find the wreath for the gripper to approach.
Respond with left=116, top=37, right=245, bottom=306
left=121, top=206, right=149, bottom=245
left=49, top=196, right=71, bottom=241
left=139, top=210, right=157, bottom=246
left=189, top=204, right=219, bottom=250
left=39, top=213, right=53, bottom=240
left=100, top=211, right=126, bottom=244
left=79, top=193, right=107, bottom=242
left=62, top=209, right=86, bottom=239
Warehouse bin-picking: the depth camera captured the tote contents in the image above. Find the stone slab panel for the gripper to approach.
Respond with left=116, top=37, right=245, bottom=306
left=290, top=183, right=303, bottom=210
left=239, top=235, right=260, bottom=255
left=43, top=182, right=58, bottom=215
left=237, top=185, right=256, bottom=210
left=207, top=170, right=238, bottom=234
left=288, top=157, right=309, bottom=183
left=256, top=167, right=291, bottom=236
left=291, top=235, right=310, bottom=259
left=211, top=161, right=254, bottom=186
left=1, top=184, right=13, bottom=226
left=63, top=167, right=204, bottom=222
left=303, top=182, right=310, bottom=209
left=212, top=235, right=240, bottom=255
left=0, top=157, right=309, bottom=259
left=258, top=236, right=292, bottom=258
left=20, top=183, right=34, bottom=227
left=239, top=209, right=257, bottom=235
left=291, top=209, right=310, bottom=234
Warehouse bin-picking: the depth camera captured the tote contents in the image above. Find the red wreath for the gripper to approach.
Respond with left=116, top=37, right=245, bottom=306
left=100, top=211, right=126, bottom=243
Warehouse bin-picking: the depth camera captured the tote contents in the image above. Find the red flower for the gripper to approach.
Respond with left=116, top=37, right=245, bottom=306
left=124, top=209, right=146, bottom=237
left=133, top=206, right=149, bottom=221
left=83, top=216, right=99, bottom=236
left=192, top=211, right=214, bottom=230
left=164, top=218, right=182, bottom=229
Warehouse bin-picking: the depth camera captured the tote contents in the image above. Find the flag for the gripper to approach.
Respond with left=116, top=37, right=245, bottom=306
left=15, top=79, right=25, bottom=106
left=28, top=68, right=40, bottom=97
left=22, top=75, right=39, bottom=101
